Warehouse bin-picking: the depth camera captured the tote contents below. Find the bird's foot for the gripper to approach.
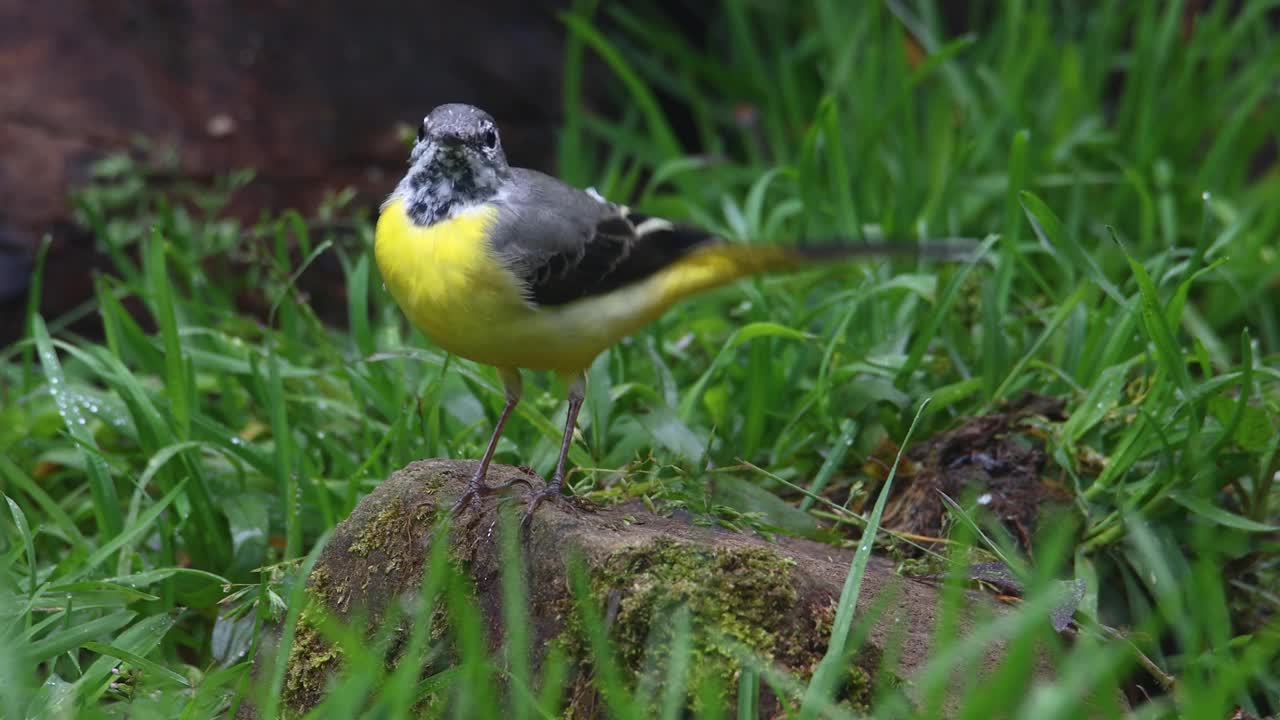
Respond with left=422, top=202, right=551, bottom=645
left=519, top=475, right=565, bottom=532
left=450, top=471, right=535, bottom=516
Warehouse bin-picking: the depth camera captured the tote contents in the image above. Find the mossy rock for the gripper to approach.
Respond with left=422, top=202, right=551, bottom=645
left=261, top=459, right=1055, bottom=718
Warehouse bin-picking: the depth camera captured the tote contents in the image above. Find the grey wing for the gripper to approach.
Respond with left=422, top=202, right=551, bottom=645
left=489, top=169, right=719, bottom=307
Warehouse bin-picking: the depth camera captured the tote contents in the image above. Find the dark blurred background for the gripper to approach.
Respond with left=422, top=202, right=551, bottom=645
left=0, top=0, right=634, bottom=343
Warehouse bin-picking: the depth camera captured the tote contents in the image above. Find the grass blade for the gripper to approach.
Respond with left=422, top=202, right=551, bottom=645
left=5, top=495, right=38, bottom=597
left=31, top=314, right=122, bottom=537
left=799, top=398, right=931, bottom=717
left=22, top=611, right=135, bottom=665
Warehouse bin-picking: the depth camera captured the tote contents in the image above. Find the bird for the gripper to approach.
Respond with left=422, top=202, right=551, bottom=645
left=374, top=103, right=974, bottom=528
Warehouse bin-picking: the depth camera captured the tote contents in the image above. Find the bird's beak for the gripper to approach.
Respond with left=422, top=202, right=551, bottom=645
left=437, top=133, right=466, bottom=148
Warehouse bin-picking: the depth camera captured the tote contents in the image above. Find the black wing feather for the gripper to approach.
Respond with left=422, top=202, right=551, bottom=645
left=526, top=212, right=716, bottom=306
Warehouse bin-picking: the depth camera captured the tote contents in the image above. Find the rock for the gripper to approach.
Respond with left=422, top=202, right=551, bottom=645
left=260, top=459, right=1072, bottom=718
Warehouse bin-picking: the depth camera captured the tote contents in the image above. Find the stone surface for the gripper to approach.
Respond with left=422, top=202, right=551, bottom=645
left=259, top=459, right=1073, bottom=718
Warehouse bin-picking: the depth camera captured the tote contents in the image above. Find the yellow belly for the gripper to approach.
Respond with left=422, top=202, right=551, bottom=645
left=375, top=199, right=532, bottom=366
left=374, top=198, right=765, bottom=374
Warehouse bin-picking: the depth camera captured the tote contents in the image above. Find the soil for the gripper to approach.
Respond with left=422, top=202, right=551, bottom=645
left=876, top=393, right=1072, bottom=552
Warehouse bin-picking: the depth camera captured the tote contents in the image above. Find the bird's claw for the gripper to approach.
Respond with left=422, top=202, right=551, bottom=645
left=519, top=478, right=564, bottom=533
left=450, top=474, right=536, bottom=516
left=448, top=467, right=566, bottom=536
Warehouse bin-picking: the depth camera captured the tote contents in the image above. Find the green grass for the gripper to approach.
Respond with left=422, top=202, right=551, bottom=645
left=3, top=1, right=1279, bottom=717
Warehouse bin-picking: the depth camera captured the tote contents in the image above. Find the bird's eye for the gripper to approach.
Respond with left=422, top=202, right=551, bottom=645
left=417, top=121, right=428, bottom=143
left=482, top=127, right=498, bottom=149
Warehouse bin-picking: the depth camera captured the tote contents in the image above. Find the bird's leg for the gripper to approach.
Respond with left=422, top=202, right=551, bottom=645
left=521, top=371, right=586, bottom=530
left=451, top=368, right=531, bottom=515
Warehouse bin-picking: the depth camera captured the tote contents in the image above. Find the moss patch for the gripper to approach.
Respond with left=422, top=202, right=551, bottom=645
left=347, top=498, right=407, bottom=558
left=274, top=462, right=479, bottom=715
left=582, top=539, right=798, bottom=707
left=562, top=537, right=883, bottom=713
left=841, top=660, right=874, bottom=713
left=280, top=563, right=348, bottom=711
left=305, top=564, right=346, bottom=609
left=281, top=607, right=342, bottom=712
left=280, top=491, right=434, bottom=713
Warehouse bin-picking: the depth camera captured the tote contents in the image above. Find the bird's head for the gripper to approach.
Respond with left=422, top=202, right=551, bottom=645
left=413, top=104, right=507, bottom=168
left=393, top=103, right=510, bottom=225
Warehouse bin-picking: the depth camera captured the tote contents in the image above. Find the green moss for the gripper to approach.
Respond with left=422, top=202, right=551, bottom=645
left=308, top=565, right=332, bottom=597
left=773, top=597, right=881, bottom=712
left=305, top=558, right=350, bottom=612
left=281, top=607, right=342, bottom=711
left=560, top=537, right=885, bottom=713
left=279, top=564, right=352, bottom=712
left=415, top=468, right=450, bottom=493
left=841, top=660, right=874, bottom=713
left=280, top=488, right=448, bottom=714
left=585, top=538, right=799, bottom=707
left=347, top=498, right=405, bottom=558
left=894, top=550, right=947, bottom=578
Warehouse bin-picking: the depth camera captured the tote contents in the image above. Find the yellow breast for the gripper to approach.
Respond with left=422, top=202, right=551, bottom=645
left=374, top=198, right=534, bottom=366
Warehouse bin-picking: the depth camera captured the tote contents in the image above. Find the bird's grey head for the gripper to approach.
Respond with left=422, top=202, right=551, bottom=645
left=393, top=103, right=511, bottom=225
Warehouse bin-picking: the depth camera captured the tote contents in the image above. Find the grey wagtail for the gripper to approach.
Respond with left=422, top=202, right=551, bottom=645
left=375, top=103, right=973, bottom=526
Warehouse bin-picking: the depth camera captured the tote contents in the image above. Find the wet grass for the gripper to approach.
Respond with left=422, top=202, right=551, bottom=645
left=2, top=2, right=1279, bottom=718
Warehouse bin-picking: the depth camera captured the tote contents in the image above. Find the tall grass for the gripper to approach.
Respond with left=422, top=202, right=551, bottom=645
left=1, top=2, right=1277, bottom=718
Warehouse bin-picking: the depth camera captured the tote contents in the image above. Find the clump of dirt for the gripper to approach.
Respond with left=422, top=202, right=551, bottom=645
left=873, top=393, right=1070, bottom=552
